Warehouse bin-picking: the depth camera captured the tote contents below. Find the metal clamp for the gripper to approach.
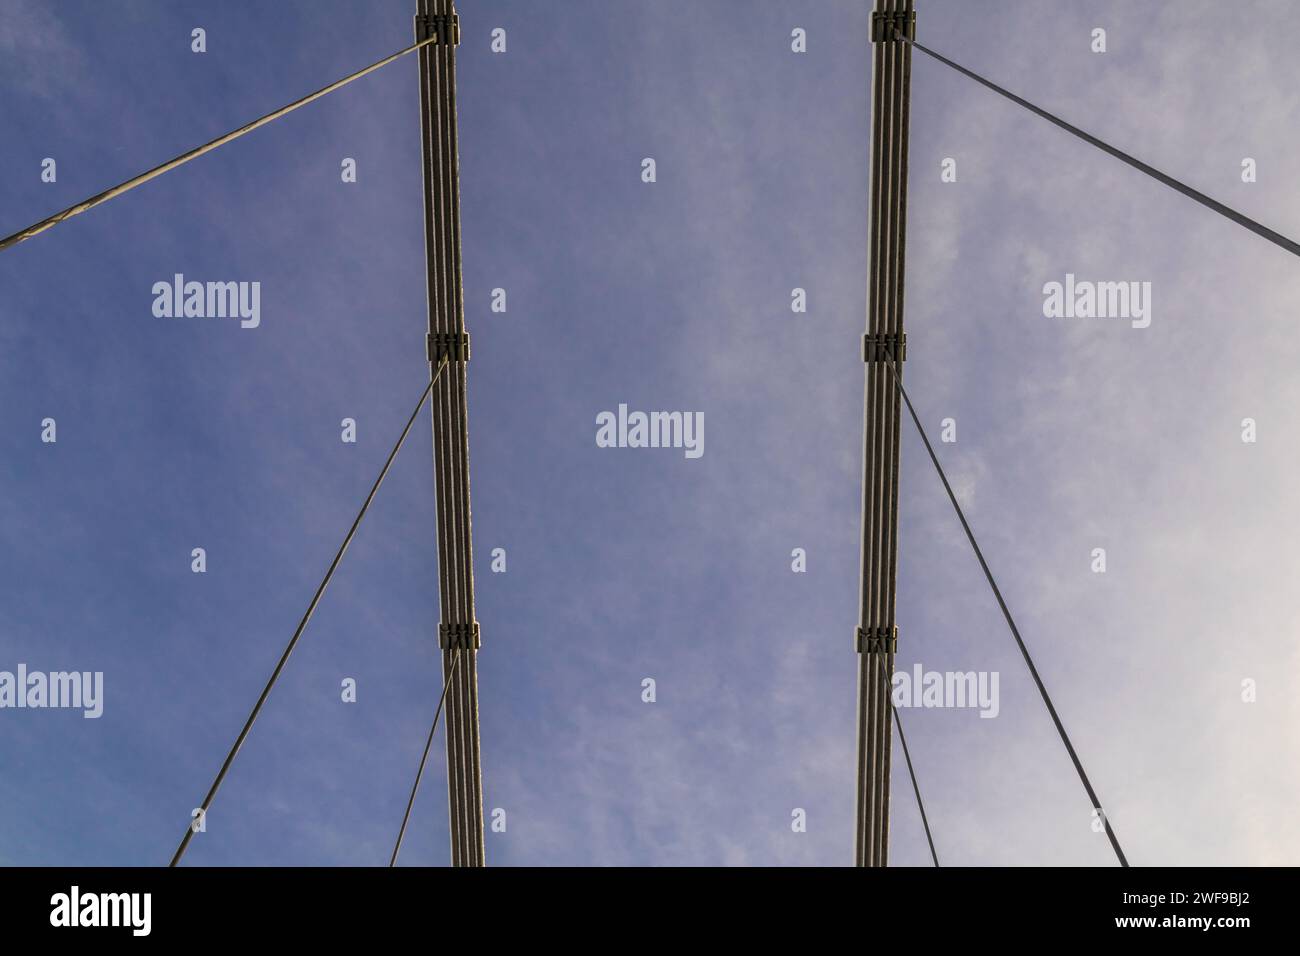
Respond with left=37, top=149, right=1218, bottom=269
left=415, top=13, right=461, bottom=46
left=863, top=331, right=906, bottom=363
left=871, top=10, right=916, bottom=43
left=428, top=331, right=470, bottom=364
left=439, top=621, right=481, bottom=650
left=855, top=625, right=898, bottom=655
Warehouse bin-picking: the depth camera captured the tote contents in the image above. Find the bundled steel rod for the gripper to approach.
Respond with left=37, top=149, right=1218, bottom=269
left=854, top=0, right=914, bottom=868
left=415, top=0, right=485, bottom=867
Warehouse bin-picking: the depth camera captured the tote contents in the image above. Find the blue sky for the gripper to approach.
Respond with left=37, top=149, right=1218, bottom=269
left=1, top=0, right=1298, bottom=866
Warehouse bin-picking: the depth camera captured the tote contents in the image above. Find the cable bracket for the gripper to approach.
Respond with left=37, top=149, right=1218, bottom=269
left=414, top=13, right=461, bottom=46
left=428, top=331, right=470, bottom=364
left=439, top=621, right=481, bottom=650
left=863, top=331, right=906, bottom=363
left=856, top=625, right=898, bottom=655
left=872, top=10, right=916, bottom=43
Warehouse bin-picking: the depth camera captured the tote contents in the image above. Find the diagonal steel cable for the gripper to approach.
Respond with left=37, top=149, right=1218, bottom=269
left=896, top=29, right=1300, bottom=259
left=389, top=648, right=462, bottom=867
left=1, top=34, right=447, bottom=252
left=169, top=358, right=448, bottom=867
left=881, top=347, right=1128, bottom=867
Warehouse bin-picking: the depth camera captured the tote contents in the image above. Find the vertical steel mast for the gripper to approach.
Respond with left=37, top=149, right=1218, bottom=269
left=854, top=0, right=914, bottom=868
left=415, top=0, right=485, bottom=867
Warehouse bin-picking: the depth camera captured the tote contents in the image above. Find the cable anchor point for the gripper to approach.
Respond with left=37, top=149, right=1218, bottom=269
left=414, top=12, right=461, bottom=46
left=428, top=331, right=470, bottom=364
left=871, top=10, right=916, bottom=43
left=439, top=621, right=481, bottom=651
left=856, top=625, right=898, bottom=655
left=863, top=331, right=907, bottom=363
